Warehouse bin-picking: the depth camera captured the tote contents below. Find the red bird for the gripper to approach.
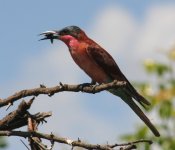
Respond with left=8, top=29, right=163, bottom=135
left=40, top=26, right=160, bottom=137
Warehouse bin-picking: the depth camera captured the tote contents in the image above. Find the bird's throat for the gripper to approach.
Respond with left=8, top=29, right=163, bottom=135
left=60, top=35, right=80, bottom=49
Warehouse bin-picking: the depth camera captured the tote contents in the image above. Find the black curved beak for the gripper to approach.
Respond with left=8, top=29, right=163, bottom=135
left=39, top=31, right=59, bottom=44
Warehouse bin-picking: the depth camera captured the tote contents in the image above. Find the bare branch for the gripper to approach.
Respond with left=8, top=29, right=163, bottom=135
left=0, top=130, right=152, bottom=150
left=0, top=80, right=126, bottom=108
left=0, top=98, right=51, bottom=130
left=110, top=139, right=152, bottom=147
left=28, top=115, right=44, bottom=150
left=123, top=145, right=137, bottom=150
left=0, top=80, right=153, bottom=149
left=0, top=99, right=34, bottom=130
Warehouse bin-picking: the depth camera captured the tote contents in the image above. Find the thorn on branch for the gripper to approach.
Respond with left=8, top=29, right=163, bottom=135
left=28, top=97, right=35, bottom=105
left=6, top=102, right=13, bottom=111
left=50, top=132, right=54, bottom=138
left=59, top=82, right=65, bottom=90
left=40, top=84, right=46, bottom=88
left=48, top=93, right=54, bottom=97
left=77, top=137, right=81, bottom=142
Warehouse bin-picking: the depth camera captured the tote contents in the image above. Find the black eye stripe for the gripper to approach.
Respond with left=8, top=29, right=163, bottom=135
left=59, top=26, right=81, bottom=38
left=61, top=29, right=69, bottom=34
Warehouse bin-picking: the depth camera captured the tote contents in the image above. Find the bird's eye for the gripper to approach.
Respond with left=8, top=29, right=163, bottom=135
left=61, top=29, right=69, bottom=35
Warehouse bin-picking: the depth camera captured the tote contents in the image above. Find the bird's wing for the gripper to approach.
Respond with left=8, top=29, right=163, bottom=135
left=86, top=45, right=150, bottom=106
left=86, top=45, right=125, bottom=81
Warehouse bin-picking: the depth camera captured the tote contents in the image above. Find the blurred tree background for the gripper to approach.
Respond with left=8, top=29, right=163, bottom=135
left=121, top=47, right=175, bottom=149
left=0, top=137, right=7, bottom=149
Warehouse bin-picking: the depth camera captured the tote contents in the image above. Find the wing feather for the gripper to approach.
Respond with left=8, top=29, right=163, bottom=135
left=86, top=45, right=150, bottom=106
left=86, top=45, right=124, bottom=81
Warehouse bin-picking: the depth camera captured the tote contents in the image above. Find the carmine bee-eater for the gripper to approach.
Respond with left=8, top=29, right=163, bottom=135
left=40, top=26, right=160, bottom=137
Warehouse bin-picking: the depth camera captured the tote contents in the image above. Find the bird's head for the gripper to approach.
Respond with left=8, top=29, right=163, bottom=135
left=39, top=26, right=86, bottom=45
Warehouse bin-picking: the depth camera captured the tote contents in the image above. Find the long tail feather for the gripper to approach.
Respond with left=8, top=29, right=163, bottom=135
left=123, top=76, right=151, bottom=106
left=109, top=89, right=160, bottom=137
left=122, top=96, right=160, bottom=136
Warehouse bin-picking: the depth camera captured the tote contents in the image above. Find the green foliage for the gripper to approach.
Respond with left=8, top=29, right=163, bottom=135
left=121, top=48, right=175, bottom=150
left=144, top=59, right=171, bottom=76
left=0, top=137, right=7, bottom=148
left=159, top=101, right=173, bottom=119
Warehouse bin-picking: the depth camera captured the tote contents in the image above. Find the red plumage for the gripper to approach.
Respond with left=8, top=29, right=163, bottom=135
left=40, top=26, right=160, bottom=137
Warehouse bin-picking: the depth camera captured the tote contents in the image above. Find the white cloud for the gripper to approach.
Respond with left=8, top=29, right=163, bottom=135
left=135, top=5, right=175, bottom=59
left=90, top=4, right=175, bottom=80
left=90, top=6, right=137, bottom=57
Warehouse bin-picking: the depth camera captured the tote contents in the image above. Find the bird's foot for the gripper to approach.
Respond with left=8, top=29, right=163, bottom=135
left=79, top=82, right=95, bottom=89
left=79, top=80, right=97, bottom=92
left=90, top=80, right=96, bottom=85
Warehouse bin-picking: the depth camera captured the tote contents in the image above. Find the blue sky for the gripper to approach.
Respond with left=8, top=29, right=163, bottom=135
left=1, top=1, right=175, bottom=150
left=0, top=0, right=173, bottom=85
left=1, top=0, right=174, bottom=93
